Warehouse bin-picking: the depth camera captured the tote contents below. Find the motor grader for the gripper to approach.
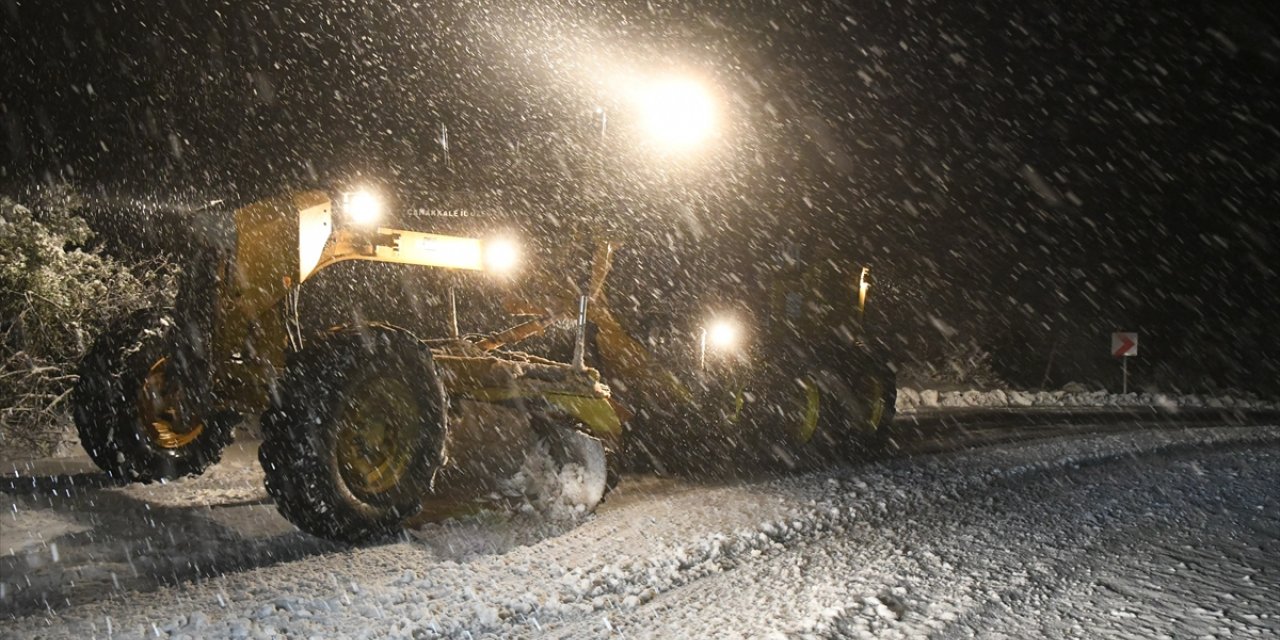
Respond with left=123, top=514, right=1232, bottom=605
left=73, top=188, right=895, bottom=543
left=72, top=189, right=622, bottom=543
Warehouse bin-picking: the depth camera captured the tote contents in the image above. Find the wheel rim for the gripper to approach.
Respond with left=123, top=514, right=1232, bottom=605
left=849, top=373, right=890, bottom=435
left=137, top=357, right=205, bottom=450
left=336, top=376, right=424, bottom=498
left=864, top=376, right=886, bottom=432
left=790, top=377, right=822, bottom=444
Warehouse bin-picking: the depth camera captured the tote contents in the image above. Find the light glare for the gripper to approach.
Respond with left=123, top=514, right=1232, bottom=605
left=484, top=238, right=520, bottom=274
left=345, top=190, right=382, bottom=225
left=707, top=319, right=740, bottom=350
left=638, top=77, right=716, bottom=149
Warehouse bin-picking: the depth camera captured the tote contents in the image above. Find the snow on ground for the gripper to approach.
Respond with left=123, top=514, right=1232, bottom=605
left=896, top=387, right=1279, bottom=413
left=3, top=424, right=1277, bottom=639
left=0, top=509, right=89, bottom=558
left=576, top=430, right=1280, bottom=639
left=1, top=441, right=331, bottom=619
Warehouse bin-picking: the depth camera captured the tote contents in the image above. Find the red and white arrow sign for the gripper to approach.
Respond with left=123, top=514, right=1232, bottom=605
left=1111, top=332, right=1138, bottom=357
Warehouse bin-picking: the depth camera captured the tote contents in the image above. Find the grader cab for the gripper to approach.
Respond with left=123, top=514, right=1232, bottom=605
left=72, top=190, right=620, bottom=542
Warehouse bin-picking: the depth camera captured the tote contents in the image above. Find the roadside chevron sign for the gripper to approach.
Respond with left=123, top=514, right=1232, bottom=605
left=1112, top=332, right=1138, bottom=357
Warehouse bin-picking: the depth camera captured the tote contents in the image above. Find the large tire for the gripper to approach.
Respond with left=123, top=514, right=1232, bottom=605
left=859, top=356, right=898, bottom=449
left=259, top=325, right=448, bottom=544
left=72, top=309, right=236, bottom=482
left=816, top=349, right=898, bottom=453
left=753, top=344, right=897, bottom=466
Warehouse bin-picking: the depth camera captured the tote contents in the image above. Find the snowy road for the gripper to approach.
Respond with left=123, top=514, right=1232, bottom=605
left=3, top=421, right=1278, bottom=639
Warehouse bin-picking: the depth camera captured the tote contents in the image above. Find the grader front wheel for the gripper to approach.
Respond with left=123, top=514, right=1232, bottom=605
left=757, top=347, right=897, bottom=465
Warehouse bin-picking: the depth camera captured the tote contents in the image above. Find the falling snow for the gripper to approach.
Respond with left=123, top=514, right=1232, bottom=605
left=3, top=0, right=1279, bottom=637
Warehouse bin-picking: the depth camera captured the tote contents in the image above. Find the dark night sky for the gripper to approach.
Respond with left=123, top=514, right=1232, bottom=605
left=3, top=0, right=1279, bottom=391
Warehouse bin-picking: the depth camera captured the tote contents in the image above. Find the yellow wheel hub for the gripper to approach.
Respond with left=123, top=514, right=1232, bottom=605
left=336, top=377, right=422, bottom=497
left=138, top=357, right=205, bottom=449
left=789, top=372, right=886, bottom=444
left=791, top=378, right=822, bottom=444
left=864, top=377, right=886, bottom=432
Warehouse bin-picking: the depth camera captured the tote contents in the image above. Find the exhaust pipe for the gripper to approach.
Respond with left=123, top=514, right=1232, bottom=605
left=572, top=295, right=588, bottom=371
left=448, top=286, right=460, bottom=340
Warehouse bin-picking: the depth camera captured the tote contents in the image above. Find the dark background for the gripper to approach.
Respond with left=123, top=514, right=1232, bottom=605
left=3, top=0, right=1278, bottom=392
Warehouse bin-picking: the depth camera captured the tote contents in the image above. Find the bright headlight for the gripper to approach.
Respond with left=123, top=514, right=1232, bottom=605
left=706, top=318, right=741, bottom=351
left=637, top=76, right=717, bottom=150
left=483, top=238, right=520, bottom=274
left=343, top=190, right=382, bottom=226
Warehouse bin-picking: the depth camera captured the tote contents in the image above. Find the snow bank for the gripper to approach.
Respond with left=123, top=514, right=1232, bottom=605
left=896, top=387, right=1279, bottom=413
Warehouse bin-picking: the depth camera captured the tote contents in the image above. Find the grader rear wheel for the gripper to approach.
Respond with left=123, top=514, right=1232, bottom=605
left=137, top=357, right=206, bottom=450
left=259, top=325, right=448, bottom=544
left=856, top=370, right=897, bottom=447
left=73, top=309, right=236, bottom=482
left=819, top=353, right=897, bottom=454
left=755, top=371, right=837, bottom=467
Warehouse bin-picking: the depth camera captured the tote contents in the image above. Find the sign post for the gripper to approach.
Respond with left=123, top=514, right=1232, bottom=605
left=1111, top=331, right=1138, bottom=393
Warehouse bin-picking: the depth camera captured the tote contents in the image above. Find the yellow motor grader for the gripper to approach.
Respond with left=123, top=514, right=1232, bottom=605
left=73, top=188, right=895, bottom=542
left=72, top=190, right=622, bottom=543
